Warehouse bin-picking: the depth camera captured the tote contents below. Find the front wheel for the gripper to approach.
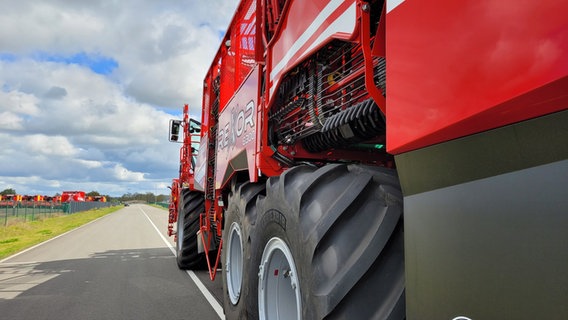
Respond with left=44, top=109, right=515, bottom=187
left=176, top=189, right=207, bottom=270
left=222, top=182, right=265, bottom=319
left=252, top=164, right=405, bottom=319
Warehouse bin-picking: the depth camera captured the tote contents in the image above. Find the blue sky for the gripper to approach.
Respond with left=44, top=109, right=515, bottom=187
left=0, top=0, right=238, bottom=197
left=1, top=51, right=119, bottom=75
left=35, top=52, right=119, bottom=75
left=0, top=53, right=17, bottom=62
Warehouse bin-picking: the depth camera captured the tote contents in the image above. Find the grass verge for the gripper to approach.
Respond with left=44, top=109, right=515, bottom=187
left=0, top=206, right=122, bottom=261
left=149, top=203, right=168, bottom=210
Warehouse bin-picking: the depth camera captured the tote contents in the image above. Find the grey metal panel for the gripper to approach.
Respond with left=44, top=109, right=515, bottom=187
left=404, top=160, right=568, bottom=320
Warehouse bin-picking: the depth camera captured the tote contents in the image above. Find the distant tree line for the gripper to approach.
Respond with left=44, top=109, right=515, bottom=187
left=88, top=191, right=169, bottom=203
left=1, top=188, right=168, bottom=204
left=111, top=192, right=169, bottom=203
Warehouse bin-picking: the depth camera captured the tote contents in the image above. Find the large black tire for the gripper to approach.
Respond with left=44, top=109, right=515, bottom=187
left=222, top=182, right=265, bottom=320
left=251, top=164, right=405, bottom=319
left=176, top=189, right=207, bottom=270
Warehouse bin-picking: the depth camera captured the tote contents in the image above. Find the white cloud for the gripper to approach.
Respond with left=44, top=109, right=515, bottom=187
left=113, top=164, right=146, bottom=182
left=0, top=112, right=23, bottom=130
left=28, top=134, right=78, bottom=157
left=0, top=89, right=40, bottom=115
left=74, top=159, right=103, bottom=169
left=0, top=2, right=104, bottom=54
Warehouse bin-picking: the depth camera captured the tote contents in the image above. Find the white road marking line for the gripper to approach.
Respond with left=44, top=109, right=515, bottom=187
left=140, top=207, right=225, bottom=320
left=139, top=207, right=176, bottom=255
left=185, top=270, right=225, bottom=320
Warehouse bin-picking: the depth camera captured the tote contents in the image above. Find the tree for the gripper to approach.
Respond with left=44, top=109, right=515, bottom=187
left=156, top=194, right=168, bottom=202
left=86, top=191, right=101, bottom=196
left=1, top=188, right=16, bottom=195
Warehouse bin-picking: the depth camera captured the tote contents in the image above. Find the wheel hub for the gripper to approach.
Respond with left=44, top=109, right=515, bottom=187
left=258, top=237, right=301, bottom=320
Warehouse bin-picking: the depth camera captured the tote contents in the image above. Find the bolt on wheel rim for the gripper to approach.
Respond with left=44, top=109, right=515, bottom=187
left=258, top=237, right=301, bottom=320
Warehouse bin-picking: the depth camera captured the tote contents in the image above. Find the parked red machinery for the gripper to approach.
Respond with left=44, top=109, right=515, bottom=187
left=168, top=1, right=568, bottom=319
left=1, top=192, right=104, bottom=205
left=60, top=191, right=86, bottom=202
left=0, top=194, right=22, bottom=206
left=86, top=195, right=107, bottom=202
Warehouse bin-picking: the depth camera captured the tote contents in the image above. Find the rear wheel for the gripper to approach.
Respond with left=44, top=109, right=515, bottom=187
left=222, top=182, right=265, bottom=320
left=176, top=189, right=207, bottom=270
left=258, top=236, right=302, bottom=319
left=253, top=164, right=405, bottom=319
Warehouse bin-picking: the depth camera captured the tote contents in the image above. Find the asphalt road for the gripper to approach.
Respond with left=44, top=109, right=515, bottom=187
left=0, top=204, right=224, bottom=320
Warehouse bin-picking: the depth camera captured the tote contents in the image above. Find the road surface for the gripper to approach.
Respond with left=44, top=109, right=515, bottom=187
left=0, top=204, right=224, bottom=320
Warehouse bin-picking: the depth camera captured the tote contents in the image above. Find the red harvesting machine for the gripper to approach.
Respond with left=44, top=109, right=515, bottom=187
left=168, top=1, right=568, bottom=319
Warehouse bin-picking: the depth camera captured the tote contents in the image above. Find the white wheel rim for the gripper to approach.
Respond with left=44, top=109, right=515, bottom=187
left=177, top=213, right=184, bottom=253
left=258, top=237, right=301, bottom=320
left=227, top=222, right=244, bottom=304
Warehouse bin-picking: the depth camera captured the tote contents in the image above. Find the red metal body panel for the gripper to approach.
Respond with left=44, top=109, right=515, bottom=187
left=196, top=0, right=262, bottom=191
left=267, top=0, right=358, bottom=103
left=215, top=67, right=260, bottom=189
left=386, top=0, right=568, bottom=154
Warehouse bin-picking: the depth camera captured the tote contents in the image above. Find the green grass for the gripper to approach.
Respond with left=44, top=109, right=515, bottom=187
left=0, top=206, right=122, bottom=260
left=1, top=206, right=64, bottom=225
left=149, top=203, right=168, bottom=210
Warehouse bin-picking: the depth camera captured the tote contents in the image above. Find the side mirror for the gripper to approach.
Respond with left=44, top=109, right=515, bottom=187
left=169, top=119, right=182, bottom=142
left=189, top=118, right=201, bottom=134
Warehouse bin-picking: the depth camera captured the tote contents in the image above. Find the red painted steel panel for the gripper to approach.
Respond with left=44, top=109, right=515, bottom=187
left=268, top=0, right=357, bottom=101
left=215, top=67, right=260, bottom=189
left=386, top=0, right=568, bottom=154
